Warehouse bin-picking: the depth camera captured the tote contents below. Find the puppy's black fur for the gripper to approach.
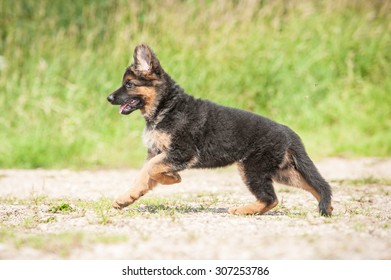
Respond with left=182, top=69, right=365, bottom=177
left=107, top=44, right=333, bottom=216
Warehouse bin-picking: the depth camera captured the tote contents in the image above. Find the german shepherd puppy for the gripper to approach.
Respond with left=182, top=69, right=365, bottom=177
left=107, top=44, right=333, bottom=216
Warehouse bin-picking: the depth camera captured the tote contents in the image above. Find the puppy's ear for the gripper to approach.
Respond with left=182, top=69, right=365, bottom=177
left=133, top=44, right=162, bottom=77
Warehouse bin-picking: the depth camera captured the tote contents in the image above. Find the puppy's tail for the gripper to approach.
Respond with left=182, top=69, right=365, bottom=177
left=290, top=140, right=333, bottom=216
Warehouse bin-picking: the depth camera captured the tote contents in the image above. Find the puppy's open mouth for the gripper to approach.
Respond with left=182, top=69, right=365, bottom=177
left=119, top=99, right=141, bottom=115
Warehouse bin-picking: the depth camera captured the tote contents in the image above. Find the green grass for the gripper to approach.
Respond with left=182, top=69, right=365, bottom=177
left=331, top=177, right=391, bottom=186
left=0, top=0, right=390, bottom=168
left=48, top=202, right=75, bottom=214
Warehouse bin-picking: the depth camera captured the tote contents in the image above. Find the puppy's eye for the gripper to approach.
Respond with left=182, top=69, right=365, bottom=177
left=125, top=82, right=134, bottom=89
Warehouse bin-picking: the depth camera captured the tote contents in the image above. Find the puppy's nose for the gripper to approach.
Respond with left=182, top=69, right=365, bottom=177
left=107, top=94, right=114, bottom=103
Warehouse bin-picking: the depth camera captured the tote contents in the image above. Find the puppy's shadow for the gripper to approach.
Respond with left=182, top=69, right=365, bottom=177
left=132, top=204, right=229, bottom=214
left=131, top=204, right=293, bottom=216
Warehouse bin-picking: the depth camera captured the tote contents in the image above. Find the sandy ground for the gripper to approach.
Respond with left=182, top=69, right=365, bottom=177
left=0, top=157, right=390, bottom=259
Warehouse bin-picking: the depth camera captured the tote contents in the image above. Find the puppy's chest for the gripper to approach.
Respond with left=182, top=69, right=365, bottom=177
left=143, top=129, right=172, bottom=153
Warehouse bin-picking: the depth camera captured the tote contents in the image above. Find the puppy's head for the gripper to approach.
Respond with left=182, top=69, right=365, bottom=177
left=107, top=44, right=164, bottom=116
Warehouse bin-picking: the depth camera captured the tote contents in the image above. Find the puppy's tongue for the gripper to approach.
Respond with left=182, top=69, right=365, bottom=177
left=119, top=104, right=128, bottom=114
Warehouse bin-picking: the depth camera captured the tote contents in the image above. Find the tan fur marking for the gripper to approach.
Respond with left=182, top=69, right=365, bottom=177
left=123, top=74, right=135, bottom=83
left=274, top=168, right=321, bottom=202
left=147, top=153, right=181, bottom=185
left=143, top=130, right=171, bottom=152
left=278, top=150, right=292, bottom=169
left=274, top=150, right=322, bottom=202
left=228, top=200, right=278, bottom=215
left=186, top=156, right=199, bottom=168
left=237, top=162, right=247, bottom=182
left=138, top=86, right=157, bottom=117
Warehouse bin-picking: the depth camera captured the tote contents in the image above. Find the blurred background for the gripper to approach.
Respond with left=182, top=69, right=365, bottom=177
left=0, top=0, right=390, bottom=169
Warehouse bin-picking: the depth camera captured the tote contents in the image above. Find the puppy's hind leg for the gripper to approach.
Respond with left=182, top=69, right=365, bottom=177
left=229, top=159, right=279, bottom=215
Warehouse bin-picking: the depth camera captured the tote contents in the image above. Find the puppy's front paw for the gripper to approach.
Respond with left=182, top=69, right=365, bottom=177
left=112, top=197, right=134, bottom=210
